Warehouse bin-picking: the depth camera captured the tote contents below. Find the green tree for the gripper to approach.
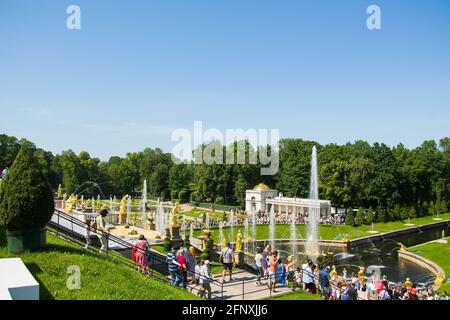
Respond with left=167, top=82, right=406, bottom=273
left=355, top=207, right=365, bottom=226
left=376, top=205, right=386, bottom=223
left=440, top=200, right=448, bottom=214
left=429, top=201, right=435, bottom=215
left=366, top=207, right=374, bottom=225
left=345, top=208, right=355, bottom=226
left=0, top=145, right=55, bottom=230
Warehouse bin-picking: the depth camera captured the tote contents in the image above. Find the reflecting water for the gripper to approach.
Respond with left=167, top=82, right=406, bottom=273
left=274, top=224, right=450, bottom=288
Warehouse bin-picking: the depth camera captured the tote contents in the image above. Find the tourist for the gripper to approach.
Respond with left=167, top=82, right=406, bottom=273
left=254, top=247, right=264, bottom=286
left=319, top=266, right=331, bottom=300
left=84, top=217, right=92, bottom=249
left=262, top=245, right=270, bottom=279
left=177, top=249, right=188, bottom=289
left=379, top=285, right=391, bottom=300
left=302, top=260, right=314, bottom=292
left=278, top=257, right=287, bottom=287
left=95, top=209, right=109, bottom=254
left=220, top=242, right=235, bottom=283
left=200, top=260, right=213, bottom=300
left=187, top=246, right=197, bottom=284
left=293, top=267, right=302, bottom=291
left=167, top=247, right=182, bottom=287
left=268, top=250, right=280, bottom=292
left=135, top=235, right=149, bottom=274
left=347, top=283, right=358, bottom=300
left=195, top=260, right=202, bottom=286
left=306, top=264, right=317, bottom=294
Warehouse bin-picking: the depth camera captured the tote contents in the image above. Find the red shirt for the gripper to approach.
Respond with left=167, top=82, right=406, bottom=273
left=177, top=255, right=186, bottom=272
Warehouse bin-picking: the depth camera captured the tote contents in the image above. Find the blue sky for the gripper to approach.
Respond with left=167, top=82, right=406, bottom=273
left=0, top=0, right=449, bottom=160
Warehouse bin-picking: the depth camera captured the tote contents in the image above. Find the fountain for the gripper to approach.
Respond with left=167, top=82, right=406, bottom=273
left=190, top=223, right=194, bottom=242
left=92, top=196, right=95, bottom=213
left=126, top=196, right=132, bottom=224
left=109, top=196, right=113, bottom=213
left=269, top=204, right=276, bottom=250
left=140, top=179, right=147, bottom=228
left=205, top=212, right=210, bottom=230
left=305, top=145, right=320, bottom=259
left=230, top=210, right=235, bottom=245
left=219, top=221, right=224, bottom=250
left=290, top=209, right=297, bottom=265
left=251, top=208, right=257, bottom=256
left=244, top=218, right=249, bottom=253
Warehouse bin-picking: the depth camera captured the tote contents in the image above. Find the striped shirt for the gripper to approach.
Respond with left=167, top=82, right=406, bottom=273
left=166, top=252, right=178, bottom=272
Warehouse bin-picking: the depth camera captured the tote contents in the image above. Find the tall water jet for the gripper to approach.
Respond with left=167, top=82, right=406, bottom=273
left=230, top=210, right=235, bottom=244
left=205, top=212, right=210, bottom=230
left=244, top=218, right=249, bottom=253
left=269, top=205, right=275, bottom=250
left=126, top=196, right=132, bottom=224
left=141, top=179, right=147, bottom=228
left=305, top=146, right=320, bottom=258
left=92, top=197, right=95, bottom=213
left=251, top=208, right=257, bottom=256
left=290, top=209, right=297, bottom=265
left=219, top=222, right=224, bottom=249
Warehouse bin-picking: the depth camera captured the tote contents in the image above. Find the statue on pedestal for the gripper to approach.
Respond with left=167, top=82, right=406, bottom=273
left=358, top=266, right=365, bottom=283
left=64, top=194, right=77, bottom=213
left=119, top=195, right=129, bottom=224
left=330, top=265, right=338, bottom=280
left=169, top=203, right=182, bottom=241
left=235, top=231, right=243, bottom=252
left=404, top=277, right=413, bottom=289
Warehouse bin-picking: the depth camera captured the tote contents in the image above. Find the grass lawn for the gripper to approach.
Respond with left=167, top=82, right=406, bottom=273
left=0, top=228, right=198, bottom=300
left=194, top=213, right=450, bottom=242
left=266, top=289, right=323, bottom=300
left=409, top=237, right=450, bottom=293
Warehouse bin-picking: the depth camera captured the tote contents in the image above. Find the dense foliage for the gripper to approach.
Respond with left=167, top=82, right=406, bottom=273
left=0, top=144, right=55, bottom=230
left=1, top=134, right=449, bottom=220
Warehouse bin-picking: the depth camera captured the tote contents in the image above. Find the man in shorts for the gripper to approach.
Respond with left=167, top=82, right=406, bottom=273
left=220, top=242, right=235, bottom=282
left=269, top=250, right=280, bottom=292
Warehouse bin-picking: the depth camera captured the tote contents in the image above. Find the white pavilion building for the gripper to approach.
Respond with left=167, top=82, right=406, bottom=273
left=245, top=183, right=331, bottom=216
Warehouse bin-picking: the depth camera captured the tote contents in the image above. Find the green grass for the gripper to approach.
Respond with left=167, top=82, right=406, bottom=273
left=194, top=213, right=450, bottom=242
left=266, top=289, right=323, bottom=300
left=0, top=228, right=198, bottom=300
left=409, top=237, right=450, bottom=293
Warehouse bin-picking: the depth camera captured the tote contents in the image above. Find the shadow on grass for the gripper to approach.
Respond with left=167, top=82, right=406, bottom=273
left=25, top=262, right=55, bottom=300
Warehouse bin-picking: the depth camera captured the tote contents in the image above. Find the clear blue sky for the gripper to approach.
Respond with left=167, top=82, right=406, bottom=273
left=1, top=0, right=449, bottom=160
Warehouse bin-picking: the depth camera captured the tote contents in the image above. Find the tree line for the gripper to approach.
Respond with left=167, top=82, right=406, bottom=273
left=1, top=134, right=449, bottom=217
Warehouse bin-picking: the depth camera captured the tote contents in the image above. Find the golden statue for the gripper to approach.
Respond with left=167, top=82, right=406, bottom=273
left=170, top=203, right=180, bottom=227
left=119, top=195, right=129, bottom=224
left=404, top=277, right=413, bottom=289
left=235, top=230, right=243, bottom=252
left=434, top=273, right=444, bottom=287
left=399, top=243, right=408, bottom=252
left=189, top=246, right=196, bottom=257
left=358, top=266, right=365, bottom=283
left=287, top=255, right=295, bottom=271
left=64, top=194, right=78, bottom=213
left=330, top=265, right=338, bottom=280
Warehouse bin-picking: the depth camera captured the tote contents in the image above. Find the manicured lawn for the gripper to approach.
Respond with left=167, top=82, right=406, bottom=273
left=266, top=289, right=322, bottom=300
left=0, top=228, right=198, bottom=300
left=194, top=213, right=450, bottom=242
left=409, top=237, right=450, bottom=293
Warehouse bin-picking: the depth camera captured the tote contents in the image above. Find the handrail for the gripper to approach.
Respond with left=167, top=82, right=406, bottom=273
left=50, top=208, right=367, bottom=300
left=49, top=209, right=223, bottom=297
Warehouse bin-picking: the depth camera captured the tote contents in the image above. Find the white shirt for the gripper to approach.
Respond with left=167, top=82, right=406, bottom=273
left=255, top=253, right=263, bottom=268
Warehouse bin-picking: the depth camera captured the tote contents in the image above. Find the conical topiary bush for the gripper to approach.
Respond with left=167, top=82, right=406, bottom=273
left=0, top=144, right=55, bottom=253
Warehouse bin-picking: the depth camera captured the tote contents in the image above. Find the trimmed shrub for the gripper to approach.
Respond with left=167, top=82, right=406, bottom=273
left=0, top=145, right=54, bottom=230
left=163, top=228, right=172, bottom=251
left=345, top=208, right=355, bottom=226
left=355, top=207, right=365, bottom=226
left=365, top=207, right=373, bottom=225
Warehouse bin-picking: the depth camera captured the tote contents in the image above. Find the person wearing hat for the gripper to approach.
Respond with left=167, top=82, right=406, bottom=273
left=200, top=260, right=213, bottom=299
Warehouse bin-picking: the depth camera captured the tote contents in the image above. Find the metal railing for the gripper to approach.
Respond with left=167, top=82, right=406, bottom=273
left=48, top=208, right=366, bottom=300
